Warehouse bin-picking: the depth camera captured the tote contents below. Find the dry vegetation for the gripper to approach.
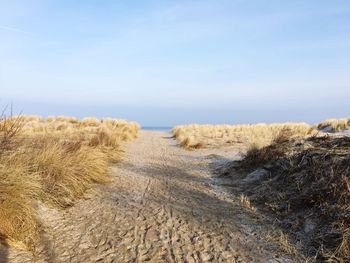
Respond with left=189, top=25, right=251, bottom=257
left=239, top=194, right=257, bottom=213
left=172, top=123, right=315, bottom=149
left=0, top=114, right=139, bottom=251
left=317, top=117, right=350, bottom=132
left=223, top=132, right=350, bottom=262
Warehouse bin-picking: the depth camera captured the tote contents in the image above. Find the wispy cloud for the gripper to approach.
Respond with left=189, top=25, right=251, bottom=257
left=0, top=25, right=30, bottom=35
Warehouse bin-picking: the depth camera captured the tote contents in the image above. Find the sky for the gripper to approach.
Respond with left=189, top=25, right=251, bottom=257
left=0, top=0, right=349, bottom=126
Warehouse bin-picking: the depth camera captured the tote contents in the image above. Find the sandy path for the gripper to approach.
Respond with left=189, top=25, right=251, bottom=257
left=4, top=131, right=291, bottom=263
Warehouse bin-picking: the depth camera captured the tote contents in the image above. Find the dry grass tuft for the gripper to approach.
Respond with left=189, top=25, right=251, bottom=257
left=0, top=113, right=139, bottom=251
left=239, top=194, right=257, bottom=212
left=317, top=117, right=350, bottom=132
left=172, top=123, right=315, bottom=149
left=180, top=136, right=204, bottom=149
left=264, top=228, right=298, bottom=256
left=31, top=139, right=110, bottom=207
left=0, top=160, right=41, bottom=250
left=240, top=128, right=298, bottom=169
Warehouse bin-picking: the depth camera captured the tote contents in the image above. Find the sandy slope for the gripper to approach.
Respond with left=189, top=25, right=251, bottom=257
left=3, top=131, right=295, bottom=263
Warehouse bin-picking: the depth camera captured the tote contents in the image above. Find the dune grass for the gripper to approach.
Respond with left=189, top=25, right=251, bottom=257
left=317, top=117, right=350, bottom=132
left=0, top=114, right=139, bottom=251
left=228, top=135, right=350, bottom=261
left=172, top=123, right=315, bottom=149
left=240, top=128, right=296, bottom=169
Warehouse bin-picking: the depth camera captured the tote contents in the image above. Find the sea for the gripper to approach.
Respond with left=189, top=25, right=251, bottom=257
left=142, top=127, right=172, bottom=132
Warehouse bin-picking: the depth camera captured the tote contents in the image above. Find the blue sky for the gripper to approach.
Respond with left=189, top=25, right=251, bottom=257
left=0, top=0, right=349, bottom=126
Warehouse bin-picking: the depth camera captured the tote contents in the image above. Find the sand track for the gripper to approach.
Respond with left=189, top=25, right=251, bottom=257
left=4, top=131, right=293, bottom=263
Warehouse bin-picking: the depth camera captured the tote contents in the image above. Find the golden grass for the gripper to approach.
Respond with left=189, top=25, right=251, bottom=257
left=241, top=128, right=295, bottom=169
left=32, top=139, right=110, bottom=207
left=264, top=228, right=298, bottom=256
left=239, top=194, right=257, bottom=212
left=19, top=115, right=140, bottom=140
left=0, top=114, right=139, bottom=251
left=317, top=117, right=350, bottom=132
left=0, top=158, right=41, bottom=250
left=173, top=123, right=315, bottom=149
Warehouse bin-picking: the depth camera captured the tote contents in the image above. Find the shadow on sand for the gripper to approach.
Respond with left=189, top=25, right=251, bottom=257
left=0, top=244, right=8, bottom=263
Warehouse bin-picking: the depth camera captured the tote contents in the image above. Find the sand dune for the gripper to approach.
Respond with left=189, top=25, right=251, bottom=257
left=4, top=131, right=297, bottom=262
left=2, top=119, right=348, bottom=262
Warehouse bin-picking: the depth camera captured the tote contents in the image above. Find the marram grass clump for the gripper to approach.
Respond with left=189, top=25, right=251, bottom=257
left=317, top=117, right=350, bottom=132
left=0, top=114, right=139, bottom=251
left=173, top=123, right=315, bottom=149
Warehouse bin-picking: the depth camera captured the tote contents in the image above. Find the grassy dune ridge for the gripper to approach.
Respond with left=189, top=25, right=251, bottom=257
left=175, top=121, right=349, bottom=260
left=317, top=117, right=350, bottom=132
left=0, top=114, right=139, bottom=250
left=213, top=126, right=350, bottom=261
left=172, top=123, right=315, bottom=149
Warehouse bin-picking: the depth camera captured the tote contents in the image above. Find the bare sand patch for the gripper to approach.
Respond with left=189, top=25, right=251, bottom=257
left=5, top=131, right=298, bottom=262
